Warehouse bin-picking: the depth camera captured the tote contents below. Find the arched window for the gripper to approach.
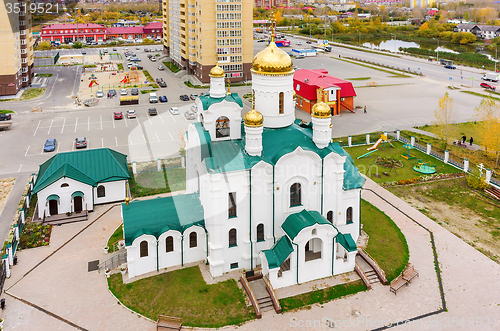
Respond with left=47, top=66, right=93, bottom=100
left=279, top=92, right=284, bottom=114
left=305, top=238, right=322, bottom=261
left=327, top=211, right=333, bottom=224
left=346, top=207, right=353, bottom=224
left=140, top=240, right=148, bottom=257
left=229, top=228, right=237, bottom=247
left=61, top=183, right=69, bottom=188
left=290, top=183, right=301, bottom=207
left=166, top=236, right=174, bottom=252
left=189, top=232, right=197, bottom=248
left=97, top=185, right=105, bottom=198
left=216, top=116, right=230, bottom=138
left=256, top=224, right=264, bottom=242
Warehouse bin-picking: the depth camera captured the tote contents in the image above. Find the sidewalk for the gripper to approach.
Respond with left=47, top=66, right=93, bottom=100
left=406, top=127, right=482, bottom=151
left=0, top=173, right=30, bottom=245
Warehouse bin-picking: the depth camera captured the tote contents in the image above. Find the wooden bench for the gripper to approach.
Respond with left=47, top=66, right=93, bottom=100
left=389, top=274, right=408, bottom=295
left=157, top=315, right=182, bottom=331
left=402, top=265, right=419, bottom=283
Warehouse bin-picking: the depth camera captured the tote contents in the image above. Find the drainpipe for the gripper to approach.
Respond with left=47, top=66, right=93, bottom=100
left=181, top=234, right=184, bottom=266
left=156, top=239, right=159, bottom=272
left=292, top=241, right=299, bottom=284
left=332, top=238, right=335, bottom=276
left=272, top=166, right=276, bottom=244
left=249, top=169, right=253, bottom=270
left=205, top=228, right=209, bottom=263
left=321, top=158, right=324, bottom=214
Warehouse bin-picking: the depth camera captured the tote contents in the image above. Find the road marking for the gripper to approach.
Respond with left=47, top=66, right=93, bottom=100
left=115, top=137, right=118, bottom=146
left=75, top=118, right=78, bottom=132
left=18, top=164, right=22, bottom=173
left=112, top=116, right=115, bottom=129
left=101, top=138, right=104, bottom=148
left=159, top=113, right=165, bottom=124
left=100, top=116, right=103, bottom=130
left=57, top=143, right=60, bottom=153
left=40, top=146, right=44, bottom=154
left=168, top=132, right=173, bottom=140
left=125, top=118, right=128, bottom=128
left=136, top=117, right=140, bottom=125
left=155, top=133, right=160, bottom=142
left=169, top=112, right=177, bottom=123
left=33, top=120, right=41, bottom=136
left=61, top=118, right=66, bottom=133
left=47, top=120, right=53, bottom=135
left=25, top=146, right=30, bottom=156
left=88, top=117, right=90, bottom=131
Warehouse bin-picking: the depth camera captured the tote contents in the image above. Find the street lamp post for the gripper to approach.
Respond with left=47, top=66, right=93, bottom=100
left=495, top=46, right=498, bottom=72
left=433, top=38, right=439, bottom=61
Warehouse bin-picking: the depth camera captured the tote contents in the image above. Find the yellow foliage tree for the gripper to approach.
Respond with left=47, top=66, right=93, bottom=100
left=475, top=98, right=500, bottom=168
left=433, top=92, right=456, bottom=150
left=274, top=10, right=283, bottom=24
left=419, top=22, right=429, bottom=31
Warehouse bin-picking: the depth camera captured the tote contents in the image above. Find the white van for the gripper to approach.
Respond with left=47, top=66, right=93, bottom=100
left=149, top=93, right=158, bottom=103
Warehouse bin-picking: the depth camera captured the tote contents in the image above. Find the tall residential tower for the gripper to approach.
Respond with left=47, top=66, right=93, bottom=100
left=162, top=0, right=253, bottom=83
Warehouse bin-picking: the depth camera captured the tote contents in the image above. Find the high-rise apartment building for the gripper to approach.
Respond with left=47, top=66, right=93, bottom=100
left=0, top=0, right=34, bottom=96
left=162, top=0, right=253, bottom=83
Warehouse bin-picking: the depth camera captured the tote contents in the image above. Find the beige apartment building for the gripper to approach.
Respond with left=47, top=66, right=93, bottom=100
left=162, top=0, right=253, bottom=83
left=0, top=0, right=34, bottom=96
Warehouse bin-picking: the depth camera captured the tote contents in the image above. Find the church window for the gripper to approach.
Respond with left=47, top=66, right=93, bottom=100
left=230, top=262, right=239, bottom=269
left=300, top=98, right=303, bottom=107
left=61, top=183, right=69, bottom=188
left=279, top=92, right=284, bottom=114
left=140, top=240, right=148, bottom=257
left=327, top=211, right=333, bottom=224
left=346, top=207, right=353, bottom=224
left=97, top=185, right=105, bottom=198
left=312, top=229, right=317, bottom=236
left=216, top=116, right=230, bottom=138
left=189, top=232, right=197, bottom=248
left=257, top=224, right=264, bottom=242
left=229, top=228, right=237, bottom=247
left=290, top=183, right=301, bottom=207
left=166, top=236, right=174, bottom=252
left=228, top=192, right=237, bottom=218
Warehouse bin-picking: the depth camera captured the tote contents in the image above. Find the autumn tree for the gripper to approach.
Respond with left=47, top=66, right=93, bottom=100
left=433, top=92, right=457, bottom=150
left=38, top=41, right=51, bottom=50
left=475, top=98, right=500, bottom=168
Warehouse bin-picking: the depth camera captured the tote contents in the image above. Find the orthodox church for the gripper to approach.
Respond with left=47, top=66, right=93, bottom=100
left=122, top=34, right=365, bottom=289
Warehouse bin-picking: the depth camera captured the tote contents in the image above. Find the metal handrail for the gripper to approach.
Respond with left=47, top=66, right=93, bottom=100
left=263, top=275, right=281, bottom=313
left=354, top=262, right=371, bottom=289
left=240, top=273, right=261, bottom=318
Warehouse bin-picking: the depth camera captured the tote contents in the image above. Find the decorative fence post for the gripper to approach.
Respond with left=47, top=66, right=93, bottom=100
left=426, top=143, right=431, bottom=155
left=410, top=136, right=415, bottom=147
left=463, top=159, right=469, bottom=173
left=366, top=133, right=370, bottom=145
left=485, top=169, right=492, bottom=183
left=6, top=244, right=12, bottom=266
left=2, top=255, right=10, bottom=278
left=348, top=136, right=352, bottom=147
left=157, top=158, right=162, bottom=171
left=396, top=130, right=400, bottom=140
left=444, top=150, right=449, bottom=164
left=19, top=208, right=24, bottom=223
left=383, top=131, right=387, bottom=138
left=132, top=161, right=137, bottom=175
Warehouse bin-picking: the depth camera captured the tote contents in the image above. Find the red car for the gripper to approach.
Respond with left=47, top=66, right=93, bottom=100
left=114, top=111, right=123, bottom=120
left=480, top=82, right=496, bottom=91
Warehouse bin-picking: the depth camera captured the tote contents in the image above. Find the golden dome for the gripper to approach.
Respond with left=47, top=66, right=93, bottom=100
left=209, top=64, right=225, bottom=78
left=244, top=109, right=264, bottom=127
left=312, top=102, right=331, bottom=118
left=252, top=41, right=293, bottom=75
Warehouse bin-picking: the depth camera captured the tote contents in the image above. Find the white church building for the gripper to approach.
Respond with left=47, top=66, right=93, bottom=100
left=123, top=36, right=365, bottom=289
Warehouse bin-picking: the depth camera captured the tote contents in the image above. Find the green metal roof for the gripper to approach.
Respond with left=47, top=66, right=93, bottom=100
left=281, top=209, right=332, bottom=240
left=262, top=236, right=293, bottom=269
left=336, top=232, right=357, bottom=252
left=199, top=93, right=243, bottom=111
left=47, top=194, right=59, bottom=201
left=71, top=191, right=84, bottom=198
left=122, top=193, right=205, bottom=246
left=33, top=148, right=130, bottom=194
left=198, top=120, right=365, bottom=190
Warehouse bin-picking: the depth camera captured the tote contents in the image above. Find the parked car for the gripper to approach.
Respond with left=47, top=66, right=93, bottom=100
left=191, top=105, right=198, bottom=112
left=257, top=39, right=267, bottom=42
left=0, top=113, right=11, bottom=121
left=81, top=50, right=87, bottom=55
left=147, top=54, right=153, bottom=59
left=133, top=64, right=143, bottom=70
left=75, top=137, right=87, bottom=149
left=155, top=78, right=164, bottom=83
left=179, top=95, right=189, bottom=101
left=130, top=57, right=141, bottom=62
left=113, top=47, right=117, bottom=51
left=156, top=48, right=162, bottom=52
left=169, top=107, right=180, bottom=115
left=158, top=65, right=165, bottom=71
left=184, top=110, right=196, bottom=120
left=136, top=46, right=140, bottom=50
left=295, top=41, right=302, bottom=45
left=306, top=41, right=312, bottom=44
left=131, top=88, right=139, bottom=95
left=43, top=138, right=57, bottom=152
left=190, top=94, right=198, bottom=100
left=480, top=82, right=496, bottom=90
left=158, top=81, right=167, bottom=88
left=151, top=57, right=157, bottom=62
left=444, top=64, right=456, bottom=69
left=127, top=110, right=137, bottom=118
left=159, top=95, right=168, bottom=102
left=103, top=48, right=109, bottom=53
left=148, top=108, right=158, bottom=116
left=114, top=111, right=123, bottom=120
left=96, top=90, right=104, bottom=98
left=120, top=89, right=128, bottom=96
left=144, top=48, right=150, bottom=52
left=107, top=89, right=116, bottom=98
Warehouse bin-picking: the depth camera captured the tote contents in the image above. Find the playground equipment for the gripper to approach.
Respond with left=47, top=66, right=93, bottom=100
left=401, top=143, right=416, bottom=160
left=357, top=149, right=378, bottom=159
left=89, top=79, right=98, bottom=87
left=413, top=159, right=436, bottom=174
left=120, top=75, right=130, bottom=84
left=129, top=67, right=139, bottom=82
left=88, top=73, right=96, bottom=80
left=367, top=134, right=394, bottom=151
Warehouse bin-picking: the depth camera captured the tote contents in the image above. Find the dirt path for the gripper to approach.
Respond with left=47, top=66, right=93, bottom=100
left=0, top=178, right=16, bottom=214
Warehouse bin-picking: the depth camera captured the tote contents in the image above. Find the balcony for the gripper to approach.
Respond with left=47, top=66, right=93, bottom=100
left=20, top=49, right=27, bottom=54
left=22, top=77, right=29, bottom=83
left=22, top=67, right=28, bottom=73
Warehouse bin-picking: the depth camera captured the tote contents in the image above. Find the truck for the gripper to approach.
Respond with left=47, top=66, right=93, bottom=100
left=481, top=72, right=499, bottom=82
left=324, top=45, right=332, bottom=52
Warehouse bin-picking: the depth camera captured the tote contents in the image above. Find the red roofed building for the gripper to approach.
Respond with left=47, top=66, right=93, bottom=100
left=293, top=69, right=356, bottom=116
left=41, top=23, right=106, bottom=44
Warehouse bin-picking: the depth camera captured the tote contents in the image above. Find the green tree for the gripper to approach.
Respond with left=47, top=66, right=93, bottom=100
left=433, top=92, right=456, bottom=150
left=72, top=41, right=83, bottom=49
left=38, top=41, right=51, bottom=50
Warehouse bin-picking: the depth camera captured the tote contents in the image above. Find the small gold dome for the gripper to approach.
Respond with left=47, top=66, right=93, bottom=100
left=312, top=102, right=331, bottom=118
left=252, top=41, right=293, bottom=75
left=244, top=109, right=263, bottom=127
left=209, top=64, right=225, bottom=78
left=125, top=197, right=130, bottom=205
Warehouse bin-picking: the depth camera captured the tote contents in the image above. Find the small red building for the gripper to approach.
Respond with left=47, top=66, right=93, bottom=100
left=293, top=69, right=356, bottom=116
left=41, top=23, right=106, bottom=44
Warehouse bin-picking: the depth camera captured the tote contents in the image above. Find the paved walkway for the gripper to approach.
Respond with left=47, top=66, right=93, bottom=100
left=405, top=127, right=483, bottom=152
left=2, top=177, right=500, bottom=330
left=0, top=173, right=30, bottom=245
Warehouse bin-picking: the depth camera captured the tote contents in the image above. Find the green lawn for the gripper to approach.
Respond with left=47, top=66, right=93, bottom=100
left=416, top=122, right=482, bottom=146
left=129, top=168, right=186, bottom=198
left=20, top=88, right=45, bottom=100
left=347, top=141, right=462, bottom=183
left=163, top=61, right=180, bottom=73
left=361, top=199, right=409, bottom=282
left=346, top=77, right=371, bottom=80
left=0, top=110, right=14, bottom=114
left=107, top=224, right=123, bottom=252
left=108, top=266, right=254, bottom=327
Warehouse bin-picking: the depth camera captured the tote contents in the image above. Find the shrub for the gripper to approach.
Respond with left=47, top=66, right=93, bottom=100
left=466, top=175, right=489, bottom=190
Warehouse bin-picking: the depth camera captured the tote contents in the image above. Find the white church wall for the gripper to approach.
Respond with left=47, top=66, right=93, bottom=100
left=259, top=251, right=297, bottom=290
left=186, top=123, right=203, bottom=194
left=158, top=230, right=182, bottom=269
left=336, top=189, right=361, bottom=242
left=127, top=234, right=157, bottom=279
left=93, top=180, right=127, bottom=205
left=201, top=100, right=242, bottom=141
left=183, top=226, right=207, bottom=264
left=333, top=243, right=357, bottom=275
left=37, top=177, right=94, bottom=217
left=322, top=152, right=346, bottom=226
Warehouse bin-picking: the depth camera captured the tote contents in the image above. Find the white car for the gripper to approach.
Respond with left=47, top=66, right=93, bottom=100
left=169, top=107, right=180, bottom=115
left=120, top=89, right=127, bottom=95
left=151, top=57, right=157, bottom=62
left=296, top=41, right=302, bottom=45
left=158, top=65, right=165, bottom=70
left=127, top=110, right=137, bottom=119
left=96, top=90, right=104, bottom=98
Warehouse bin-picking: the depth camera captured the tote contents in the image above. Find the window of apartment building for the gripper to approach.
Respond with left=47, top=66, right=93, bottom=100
left=228, top=192, right=237, bottom=218
left=229, top=30, right=242, bottom=37
left=230, top=55, right=242, bottom=62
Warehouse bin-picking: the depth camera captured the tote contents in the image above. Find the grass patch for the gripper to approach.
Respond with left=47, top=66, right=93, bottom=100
left=0, top=110, right=14, bottom=114
left=83, top=64, right=97, bottom=68
left=163, top=61, right=180, bottom=73
left=346, top=140, right=461, bottom=183
left=346, top=77, right=371, bottom=80
left=129, top=167, right=186, bottom=198
left=20, top=88, right=45, bottom=100
left=361, top=199, right=409, bottom=282
left=140, top=89, right=158, bottom=94
left=107, top=224, right=123, bottom=253
left=460, top=90, right=500, bottom=101
left=143, top=70, right=154, bottom=83
left=416, top=122, right=482, bottom=146
left=117, top=63, right=124, bottom=71
left=336, top=58, right=411, bottom=77
left=108, top=266, right=254, bottom=327
left=280, top=280, right=366, bottom=312
left=35, top=73, right=53, bottom=77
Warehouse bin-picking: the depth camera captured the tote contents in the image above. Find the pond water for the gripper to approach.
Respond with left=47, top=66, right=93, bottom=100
left=362, top=39, right=459, bottom=54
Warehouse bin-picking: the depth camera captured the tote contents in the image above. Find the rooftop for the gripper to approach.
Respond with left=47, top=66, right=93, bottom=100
left=294, top=69, right=357, bottom=98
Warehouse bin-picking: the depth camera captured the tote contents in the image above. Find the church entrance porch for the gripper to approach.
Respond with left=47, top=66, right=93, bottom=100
left=74, top=196, right=83, bottom=213
left=48, top=199, right=58, bottom=216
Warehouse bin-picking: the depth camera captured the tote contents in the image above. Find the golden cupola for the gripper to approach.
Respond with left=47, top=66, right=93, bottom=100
left=244, top=108, right=264, bottom=127
left=209, top=64, right=225, bottom=78
left=252, top=36, right=293, bottom=75
left=311, top=102, right=332, bottom=118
